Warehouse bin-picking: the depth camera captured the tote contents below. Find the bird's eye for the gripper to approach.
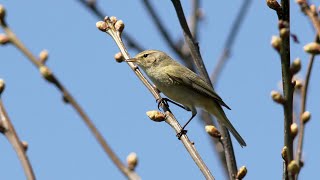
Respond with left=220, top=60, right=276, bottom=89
left=143, top=54, right=148, bottom=58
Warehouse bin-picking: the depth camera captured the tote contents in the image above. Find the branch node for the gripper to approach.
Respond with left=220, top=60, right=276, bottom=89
left=301, top=111, right=311, bottom=124
left=205, top=125, right=221, bottom=139
left=271, top=90, right=285, bottom=104
left=0, top=33, right=10, bottom=45
left=290, top=123, right=298, bottom=138
left=281, top=146, right=288, bottom=162
left=0, top=79, right=5, bottom=95
left=290, top=58, right=301, bottom=75
left=236, top=166, right=247, bottom=180
left=126, top=152, right=138, bottom=171
left=146, top=110, right=166, bottom=122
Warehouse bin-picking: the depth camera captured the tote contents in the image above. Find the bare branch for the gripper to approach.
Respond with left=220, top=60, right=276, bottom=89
left=78, top=0, right=144, bottom=52
left=0, top=82, right=36, bottom=180
left=97, top=17, right=215, bottom=179
left=0, top=8, right=139, bottom=180
left=170, top=0, right=240, bottom=179
left=296, top=36, right=318, bottom=178
left=211, top=0, right=252, bottom=84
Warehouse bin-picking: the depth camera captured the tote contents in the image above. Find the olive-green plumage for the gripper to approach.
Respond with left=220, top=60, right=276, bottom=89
left=130, top=50, right=246, bottom=147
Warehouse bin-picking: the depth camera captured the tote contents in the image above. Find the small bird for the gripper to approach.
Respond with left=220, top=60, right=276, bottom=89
left=126, top=50, right=246, bottom=147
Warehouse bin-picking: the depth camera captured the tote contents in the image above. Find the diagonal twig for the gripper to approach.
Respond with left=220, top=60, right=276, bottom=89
left=0, top=80, right=36, bottom=180
left=96, top=16, right=215, bottom=180
left=0, top=6, right=140, bottom=180
left=78, top=0, right=145, bottom=52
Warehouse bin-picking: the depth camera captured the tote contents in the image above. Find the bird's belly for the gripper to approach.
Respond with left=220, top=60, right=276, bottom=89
left=156, top=83, right=204, bottom=108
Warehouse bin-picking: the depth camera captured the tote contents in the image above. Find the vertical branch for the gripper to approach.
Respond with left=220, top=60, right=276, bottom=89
left=279, top=0, right=293, bottom=167
left=170, top=0, right=240, bottom=179
left=295, top=36, right=318, bottom=177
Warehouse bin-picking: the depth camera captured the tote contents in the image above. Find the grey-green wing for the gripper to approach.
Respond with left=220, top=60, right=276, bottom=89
left=166, top=67, right=231, bottom=110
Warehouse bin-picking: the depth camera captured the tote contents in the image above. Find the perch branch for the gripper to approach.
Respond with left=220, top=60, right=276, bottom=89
left=97, top=17, right=214, bottom=180
left=0, top=9, right=139, bottom=180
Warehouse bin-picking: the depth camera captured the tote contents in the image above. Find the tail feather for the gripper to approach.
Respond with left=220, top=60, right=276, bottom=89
left=209, top=104, right=247, bottom=147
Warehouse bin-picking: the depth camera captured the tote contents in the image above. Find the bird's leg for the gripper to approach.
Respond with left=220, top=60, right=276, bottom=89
left=176, top=110, right=197, bottom=139
left=156, top=98, right=190, bottom=111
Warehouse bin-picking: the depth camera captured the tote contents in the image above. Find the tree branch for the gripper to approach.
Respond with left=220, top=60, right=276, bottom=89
left=170, top=0, right=240, bottom=179
left=295, top=36, right=318, bottom=178
left=78, top=0, right=144, bottom=52
left=96, top=17, right=214, bottom=180
left=0, top=82, right=36, bottom=180
left=0, top=8, right=140, bottom=180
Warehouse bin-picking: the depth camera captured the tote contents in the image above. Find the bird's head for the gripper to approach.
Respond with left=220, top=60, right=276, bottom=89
left=126, top=50, right=170, bottom=70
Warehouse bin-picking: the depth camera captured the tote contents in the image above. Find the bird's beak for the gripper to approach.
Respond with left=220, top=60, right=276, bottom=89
left=125, top=58, right=137, bottom=62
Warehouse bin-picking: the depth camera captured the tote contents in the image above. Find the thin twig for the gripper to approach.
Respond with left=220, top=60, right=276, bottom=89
left=200, top=0, right=252, bottom=176
left=97, top=17, right=214, bottom=180
left=211, top=0, right=252, bottom=84
left=142, top=0, right=190, bottom=63
left=297, top=1, right=320, bottom=37
left=0, top=98, right=36, bottom=180
left=0, top=12, right=140, bottom=180
left=295, top=36, right=318, bottom=177
left=170, top=0, right=239, bottom=179
left=189, top=0, right=200, bottom=41
left=78, top=0, right=144, bottom=52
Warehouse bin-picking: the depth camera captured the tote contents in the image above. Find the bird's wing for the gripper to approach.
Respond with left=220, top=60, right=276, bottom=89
left=166, top=69, right=231, bottom=110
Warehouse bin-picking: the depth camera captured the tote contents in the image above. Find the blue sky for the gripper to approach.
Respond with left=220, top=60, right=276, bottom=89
left=0, top=1, right=319, bottom=179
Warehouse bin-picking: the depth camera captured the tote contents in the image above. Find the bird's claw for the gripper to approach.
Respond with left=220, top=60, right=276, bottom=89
left=156, top=98, right=169, bottom=110
left=176, top=129, right=188, bottom=140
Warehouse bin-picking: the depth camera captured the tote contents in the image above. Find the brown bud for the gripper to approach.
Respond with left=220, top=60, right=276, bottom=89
left=21, top=141, right=28, bottom=151
left=236, top=166, right=247, bottom=180
left=39, top=66, right=54, bottom=82
left=281, top=146, right=288, bottom=162
left=266, top=0, right=281, bottom=11
left=0, top=4, right=6, bottom=20
left=304, top=42, right=320, bottom=54
left=127, top=152, right=138, bottom=171
left=271, top=36, right=282, bottom=52
left=110, top=16, right=117, bottom=24
left=115, top=20, right=125, bottom=33
left=114, top=52, right=124, bottom=63
left=290, top=58, right=301, bottom=75
left=0, top=79, right=5, bottom=95
left=96, top=21, right=108, bottom=32
left=280, top=28, right=289, bottom=38
left=294, top=79, right=303, bottom=90
left=205, top=125, right=221, bottom=139
left=278, top=20, right=289, bottom=29
left=301, top=111, right=311, bottom=123
left=39, top=49, right=49, bottom=64
left=0, top=34, right=9, bottom=45
left=271, top=90, right=284, bottom=104
left=290, top=123, right=298, bottom=138
left=310, top=5, right=317, bottom=15
left=296, top=0, right=306, bottom=5
left=146, top=110, right=165, bottom=122
left=288, top=160, right=299, bottom=174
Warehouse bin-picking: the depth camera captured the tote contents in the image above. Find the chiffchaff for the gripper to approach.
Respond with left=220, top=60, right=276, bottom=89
left=127, top=50, right=246, bottom=147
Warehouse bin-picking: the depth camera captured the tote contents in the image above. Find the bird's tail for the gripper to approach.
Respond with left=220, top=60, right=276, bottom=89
left=209, top=103, right=247, bottom=147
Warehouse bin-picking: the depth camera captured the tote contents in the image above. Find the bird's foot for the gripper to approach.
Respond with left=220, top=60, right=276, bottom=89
left=156, top=98, right=170, bottom=110
left=176, top=129, right=188, bottom=140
